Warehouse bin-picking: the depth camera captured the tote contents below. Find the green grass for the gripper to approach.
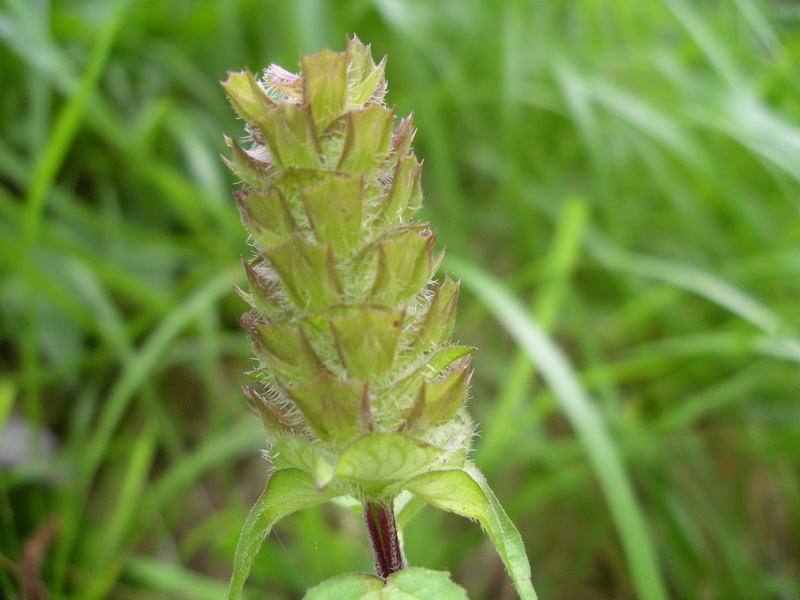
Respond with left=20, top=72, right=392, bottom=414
left=2, top=0, right=800, bottom=598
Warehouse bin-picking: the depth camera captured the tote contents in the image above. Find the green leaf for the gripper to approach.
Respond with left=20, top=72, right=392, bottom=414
left=384, top=568, right=469, bottom=600
left=302, top=48, right=347, bottom=132
left=304, top=572, right=383, bottom=599
left=228, top=469, right=339, bottom=600
left=270, top=436, right=336, bottom=489
left=403, top=465, right=538, bottom=600
left=222, top=69, right=276, bottom=123
left=334, top=434, right=441, bottom=495
left=337, top=106, right=394, bottom=174
left=269, top=436, right=318, bottom=474
left=300, top=173, right=364, bottom=255
left=329, top=307, right=405, bottom=382
left=303, top=567, right=468, bottom=600
left=264, top=235, right=343, bottom=313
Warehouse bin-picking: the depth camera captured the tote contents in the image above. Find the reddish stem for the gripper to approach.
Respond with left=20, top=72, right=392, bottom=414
left=364, top=500, right=406, bottom=578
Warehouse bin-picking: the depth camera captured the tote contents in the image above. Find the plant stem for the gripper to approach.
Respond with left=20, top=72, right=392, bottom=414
left=364, top=500, right=405, bottom=579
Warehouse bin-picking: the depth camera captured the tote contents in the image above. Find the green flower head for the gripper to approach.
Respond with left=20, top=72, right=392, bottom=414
left=223, top=37, right=474, bottom=500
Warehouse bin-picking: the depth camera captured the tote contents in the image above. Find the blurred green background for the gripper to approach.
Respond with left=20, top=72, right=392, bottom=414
left=2, top=0, right=799, bottom=598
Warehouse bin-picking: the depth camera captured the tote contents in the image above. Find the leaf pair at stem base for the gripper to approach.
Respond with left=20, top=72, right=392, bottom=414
left=227, top=462, right=537, bottom=600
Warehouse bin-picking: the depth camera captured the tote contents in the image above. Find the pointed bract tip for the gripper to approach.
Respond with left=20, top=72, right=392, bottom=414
left=222, top=69, right=276, bottom=124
